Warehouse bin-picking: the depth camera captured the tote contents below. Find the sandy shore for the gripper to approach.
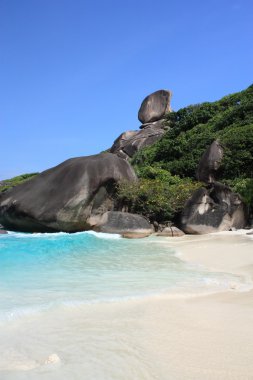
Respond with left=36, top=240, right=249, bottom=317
left=132, top=230, right=253, bottom=379
left=1, top=231, right=253, bottom=380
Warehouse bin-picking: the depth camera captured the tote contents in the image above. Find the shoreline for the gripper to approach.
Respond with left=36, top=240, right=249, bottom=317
left=173, top=229, right=253, bottom=279
left=1, top=230, right=253, bottom=379
left=134, top=229, right=253, bottom=379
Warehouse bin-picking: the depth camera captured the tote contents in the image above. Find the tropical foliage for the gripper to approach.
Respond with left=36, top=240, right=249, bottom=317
left=117, top=85, right=253, bottom=220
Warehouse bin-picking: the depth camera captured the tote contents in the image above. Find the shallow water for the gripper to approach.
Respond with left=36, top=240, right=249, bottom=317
left=0, top=231, right=249, bottom=379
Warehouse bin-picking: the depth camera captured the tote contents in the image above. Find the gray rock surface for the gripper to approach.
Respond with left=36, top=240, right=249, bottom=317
left=180, top=182, right=247, bottom=234
left=138, top=90, right=172, bottom=124
left=196, top=140, right=224, bottom=183
left=110, top=125, right=165, bottom=159
left=139, top=119, right=166, bottom=130
left=0, top=153, right=137, bottom=233
left=156, top=226, right=185, bottom=237
left=93, top=211, right=153, bottom=237
left=0, top=229, right=7, bottom=234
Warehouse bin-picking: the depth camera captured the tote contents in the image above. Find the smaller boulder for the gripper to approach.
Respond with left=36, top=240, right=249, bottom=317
left=180, top=183, right=247, bottom=234
left=196, top=140, right=224, bottom=183
left=0, top=229, right=7, bottom=234
left=156, top=226, right=185, bottom=237
left=93, top=211, right=153, bottom=237
left=122, top=232, right=151, bottom=239
left=138, top=90, right=172, bottom=124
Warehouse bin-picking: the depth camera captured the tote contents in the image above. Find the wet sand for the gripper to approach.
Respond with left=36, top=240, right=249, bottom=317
left=1, top=231, right=253, bottom=380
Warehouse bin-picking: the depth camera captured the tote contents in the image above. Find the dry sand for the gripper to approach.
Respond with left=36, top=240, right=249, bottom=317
left=132, top=230, right=253, bottom=379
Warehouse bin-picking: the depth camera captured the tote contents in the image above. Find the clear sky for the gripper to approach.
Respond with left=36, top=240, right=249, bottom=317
left=0, top=0, right=252, bottom=179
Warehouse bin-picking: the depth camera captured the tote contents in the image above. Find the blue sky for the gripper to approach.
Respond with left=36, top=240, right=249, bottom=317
left=0, top=0, right=252, bottom=179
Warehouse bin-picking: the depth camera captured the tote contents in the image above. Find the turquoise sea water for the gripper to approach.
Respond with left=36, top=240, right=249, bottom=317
left=0, top=231, right=250, bottom=379
left=0, top=231, right=245, bottom=322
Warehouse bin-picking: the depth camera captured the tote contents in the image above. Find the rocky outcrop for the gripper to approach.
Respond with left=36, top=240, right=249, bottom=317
left=181, top=139, right=248, bottom=234
left=110, top=124, right=165, bottom=160
left=110, top=90, right=172, bottom=160
left=0, top=89, right=174, bottom=235
left=3, top=90, right=248, bottom=237
left=138, top=90, right=172, bottom=124
left=180, top=182, right=247, bottom=234
left=196, top=140, right=224, bottom=183
left=92, top=211, right=153, bottom=237
left=0, top=153, right=137, bottom=233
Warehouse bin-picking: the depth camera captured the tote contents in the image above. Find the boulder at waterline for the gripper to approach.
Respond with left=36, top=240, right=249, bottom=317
left=0, top=153, right=137, bottom=233
left=196, top=140, right=224, bottom=184
left=92, top=211, right=153, bottom=237
left=156, top=226, right=185, bottom=237
left=180, top=182, right=247, bottom=234
left=138, top=90, right=172, bottom=124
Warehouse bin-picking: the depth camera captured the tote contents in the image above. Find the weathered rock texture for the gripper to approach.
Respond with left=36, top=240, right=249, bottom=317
left=93, top=211, right=153, bottom=237
left=196, top=140, right=224, bottom=183
left=0, top=153, right=137, bottom=233
left=138, top=90, right=172, bottom=124
left=110, top=89, right=172, bottom=160
left=180, top=183, right=247, bottom=234
left=156, top=226, right=185, bottom=237
left=139, top=119, right=166, bottom=130
left=110, top=125, right=165, bottom=160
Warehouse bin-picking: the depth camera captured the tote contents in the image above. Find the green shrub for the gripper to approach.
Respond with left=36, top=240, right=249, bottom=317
left=226, top=178, right=253, bottom=210
left=116, top=173, right=201, bottom=223
left=0, top=173, right=38, bottom=193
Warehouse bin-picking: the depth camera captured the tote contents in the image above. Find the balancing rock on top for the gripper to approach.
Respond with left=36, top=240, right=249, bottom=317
left=138, top=90, right=172, bottom=124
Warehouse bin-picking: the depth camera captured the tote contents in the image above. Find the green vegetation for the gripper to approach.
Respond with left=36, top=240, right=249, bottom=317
left=226, top=178, right=253, bottom=212
left=117, top=84, right=253, bottom=221
left=117, top=166, right=200, bottom=223
left=0, top=173, right=38, bottom=193
left=133, top=84, right=253, bottom=179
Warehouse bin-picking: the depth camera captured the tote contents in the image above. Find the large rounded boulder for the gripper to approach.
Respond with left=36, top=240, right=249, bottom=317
left=138, top=90, right=172, bottom=124
left=0, top=153, right=137, bottom=232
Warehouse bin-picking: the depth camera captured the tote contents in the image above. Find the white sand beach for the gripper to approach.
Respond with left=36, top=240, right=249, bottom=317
left=127, top=230, right=253, bottom=380
left=1, top=231, right=253, bottom=380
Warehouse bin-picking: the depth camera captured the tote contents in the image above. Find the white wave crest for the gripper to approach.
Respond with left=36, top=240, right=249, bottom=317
left=6, top=231, right=70, bottom=238
left=4, top=230, right=121, bottom=239
left=85, top=230, right=121, bottom=239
